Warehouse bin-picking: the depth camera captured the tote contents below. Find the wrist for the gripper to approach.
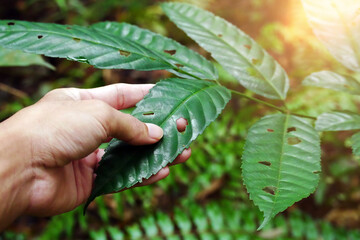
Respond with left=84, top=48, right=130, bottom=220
left=0, top=117, right=34, bottom=230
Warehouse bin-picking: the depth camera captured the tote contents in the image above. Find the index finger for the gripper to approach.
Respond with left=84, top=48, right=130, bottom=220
left=45, top=83, right=154, bottom=109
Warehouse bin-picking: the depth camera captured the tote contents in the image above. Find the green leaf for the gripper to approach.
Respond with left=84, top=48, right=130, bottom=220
left=161, top=2, right=289, bottom=100
left=303, top=71, right=360, bottom=95
left=351, top=132, right=360, bottom=156
left=315, top=111, right=360, bottom=131
left=0, top=20, right=211, bottom=79
left=302, top=0, right=360, bottom=71
left=85, top=78, right=231, bottom=209
left=242, top=114, right=321, bottom=229
left=0, top=46, right=54, bottom=69
left=91, top=22, right=218, bottom=80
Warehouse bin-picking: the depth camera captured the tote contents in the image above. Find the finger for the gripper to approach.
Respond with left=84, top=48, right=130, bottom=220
left=135, top=167, right=170, bottom=187
left=170, top=148, right=191, bottom=166
left=95, top=149, right=105, bottom=164
left=95, top=103, right=163, bottom=145
left=42, top=84, right=154, bottom=109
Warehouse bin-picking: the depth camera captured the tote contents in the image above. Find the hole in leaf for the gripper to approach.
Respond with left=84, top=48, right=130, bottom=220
left=164, top=50, right=176, bottom=55
left=263, top=186, right=276, bottom=195
left=217, top=34, right=223, bottom=37
left=267, top=129, right=274, bottom=133
left=259, top=161, right=271, bottom=166
left=252, top=58, right=260, bottom=65
left=313, top=171, right=321, bottom=174
left=7, top=22, right=15, bottom=26
left=73, top=37, right=81, bottom=42
left=143, top=111, right=154, bottom=116
left=37, top=35, right=43, bottom=39
left=287, top=137, right=301, bottom=145
left=287, top=127, right=296, bottom=133
left=176, top=117, right=188, bottom=133
left=175, top=63, right=184, bottom=68
left=119, top=50, right=131, bottom=57
left=244, top=45, right=251, bottom=50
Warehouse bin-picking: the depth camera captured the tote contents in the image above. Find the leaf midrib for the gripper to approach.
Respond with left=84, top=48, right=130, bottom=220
left=166, top=4, right=285, bottom=100
left=268, top=113, right=290, bottom=218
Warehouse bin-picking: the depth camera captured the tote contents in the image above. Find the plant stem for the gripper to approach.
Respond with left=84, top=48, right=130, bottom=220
left=230, top=89, right=316, bottom=120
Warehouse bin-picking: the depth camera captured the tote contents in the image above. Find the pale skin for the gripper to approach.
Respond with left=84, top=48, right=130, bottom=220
left=0, top=83, right=191, bottom=231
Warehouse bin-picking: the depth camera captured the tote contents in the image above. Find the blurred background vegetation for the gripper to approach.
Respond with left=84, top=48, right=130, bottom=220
left=1, top=0, right=360, bottom=239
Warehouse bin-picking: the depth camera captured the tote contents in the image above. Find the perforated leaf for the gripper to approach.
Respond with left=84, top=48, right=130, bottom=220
left=352, top=132, right=360, bottom=156
left=91, top=22, right=218, bottom=80
left=242, top=114, right=321, bottom=229
left=162, top=2, right=289, bottom=100
left=302, top=0, right=360, bottom=71
left=0, top=20, right=211, bottom=78
left=315, top=111, right=360, bottom=131
left=303, top=71, right=360, bottom=95
left=0, top=46, right=54, bottom=69
left=85, top=78, right=231, bottom=208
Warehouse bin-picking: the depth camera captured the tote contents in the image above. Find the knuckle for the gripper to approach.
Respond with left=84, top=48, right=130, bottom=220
left=42, top=88, right=78, bottom=101
left=43, top=88, right=65, bottom=99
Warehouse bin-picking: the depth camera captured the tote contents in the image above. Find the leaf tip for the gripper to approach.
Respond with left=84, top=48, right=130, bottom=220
left=257, top=214, right=272, bottom=231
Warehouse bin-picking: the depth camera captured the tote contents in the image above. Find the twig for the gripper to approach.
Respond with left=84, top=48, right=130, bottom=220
left=0, top=83, right=28, bottom=99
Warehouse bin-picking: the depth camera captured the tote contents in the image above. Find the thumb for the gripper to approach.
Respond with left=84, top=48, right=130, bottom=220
left=100, top=106, right=163, bottom=145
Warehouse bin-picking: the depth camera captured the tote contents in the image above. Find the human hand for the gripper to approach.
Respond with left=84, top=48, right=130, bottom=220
left=0, top=83, right=191, bottom=229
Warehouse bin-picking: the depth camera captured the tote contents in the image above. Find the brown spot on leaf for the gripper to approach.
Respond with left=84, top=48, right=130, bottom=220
left=119, top=50, right=131, bottom=57
left=244, top=45, right=251, bottom=50
left=287, top=127, right=296, bottom=133
left=259, top=161, right=271, bottom=166
left=164, top=50, right=176, bottom=55
left=263, top=186, right=276, bottom=195
left=37, top=35, right=43, bottom=39
left=252, top=58, right=261, bottom=65
left=218, top=34, right=223, bottom=37
left=287, top=137, right=301, bottom=145
left=73, top=38, right=81, bottom=42
left=267, top=129, right=274, bottom=132
left=175, top=64, right=184, bottom=68
left=66, top=27, right=72, bottom=30
left=7, top=22, right=15, bottom=26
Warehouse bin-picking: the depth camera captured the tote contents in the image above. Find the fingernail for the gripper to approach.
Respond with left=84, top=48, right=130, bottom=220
left=146, top=123, right=163, bottom=140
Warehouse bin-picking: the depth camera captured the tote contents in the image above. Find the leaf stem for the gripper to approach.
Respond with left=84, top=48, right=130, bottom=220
left=230, top=89, right=316, bottom=120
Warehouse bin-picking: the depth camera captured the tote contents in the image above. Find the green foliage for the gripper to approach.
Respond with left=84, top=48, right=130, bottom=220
left=303, top=71, right=360, bottom=95
left=90, top=22, right=218, bottom=80
left=351, top=132, right=360, bottom=155
left=162, top=2, right=289, bottom=100
left=86, top=78, right=231, bottom=209
left=0, top=46, right=53, bottom=69
left=301, top=0, right=360, bottom=71
left=315, top=111, right=360, bottom=131
left=242, top=114, right=321, bottom=229
left=82, top=201, right=360, bottom=240
left=0, top=20, right=214, bottom=79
